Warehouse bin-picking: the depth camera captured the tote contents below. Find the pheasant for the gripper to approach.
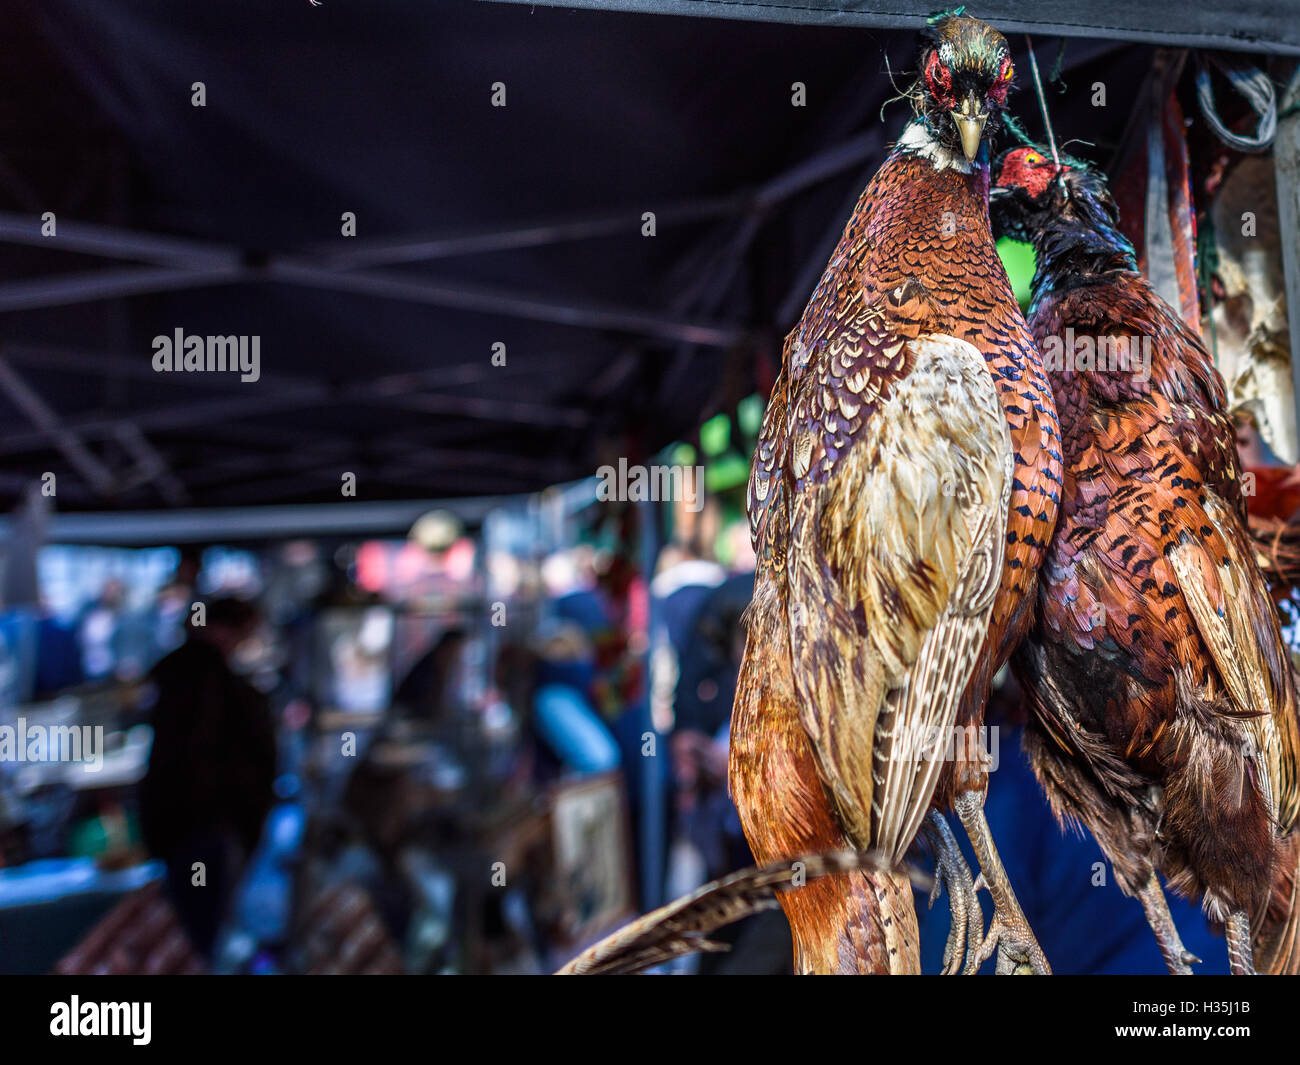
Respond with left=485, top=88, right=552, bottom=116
left=729, top=15, right=1062, bottom=975
left=992, top=145, right=1300, bottom=974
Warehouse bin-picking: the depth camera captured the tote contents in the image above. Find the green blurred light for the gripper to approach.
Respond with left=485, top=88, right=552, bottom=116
left=669, top=442, right=697, bottom=466
left=700, top=412, right=731, bottom=457
left=737, top=393, right=764, bottom=438
left=706, top=453, right=749, bottom=492
left=997, top=236, right=1036, bottom=312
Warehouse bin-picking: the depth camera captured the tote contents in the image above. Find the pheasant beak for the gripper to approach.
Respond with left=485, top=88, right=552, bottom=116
left=954, top=92, right=988, bottom=162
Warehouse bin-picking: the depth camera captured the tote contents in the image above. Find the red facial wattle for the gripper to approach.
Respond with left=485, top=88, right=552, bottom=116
left=924, top=52, right=955, bottom=108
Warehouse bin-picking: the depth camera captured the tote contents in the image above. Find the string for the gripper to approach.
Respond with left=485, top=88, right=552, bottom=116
left=1024, top=35, right=1060, bottom=169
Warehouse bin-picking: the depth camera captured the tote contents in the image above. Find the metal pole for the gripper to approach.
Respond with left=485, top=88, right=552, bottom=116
left=637, top=495, right=665, bottom=911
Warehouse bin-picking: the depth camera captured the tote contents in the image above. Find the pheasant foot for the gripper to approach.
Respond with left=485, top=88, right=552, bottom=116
left=922, top=810, right=984, bottom=974
left=1225, top=908, right=1256, bottom=976
left=1136, top=872, right=1198, bottom=975
left=955, top=788, right=1051, bottom=975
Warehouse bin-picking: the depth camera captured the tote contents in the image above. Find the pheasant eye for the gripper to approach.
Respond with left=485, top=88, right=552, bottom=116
left=1026, top=152, right=1043, bottom=165
left=986, top=56, right=1013, bottom=104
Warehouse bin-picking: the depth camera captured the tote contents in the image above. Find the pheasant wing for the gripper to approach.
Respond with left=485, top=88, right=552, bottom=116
left=1168, top=494, right=1300, bottom=830
left=784, top=279, right=1012, bottom=863
left=1063, top=393, right=1300, bottom=830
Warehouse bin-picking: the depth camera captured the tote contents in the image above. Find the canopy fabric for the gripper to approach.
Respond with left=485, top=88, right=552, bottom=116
left=493, top=0, right=1300, bottom=56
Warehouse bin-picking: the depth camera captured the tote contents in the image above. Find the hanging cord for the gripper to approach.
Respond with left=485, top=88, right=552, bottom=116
left=1194, top=52, right=1277, bottom=153
left=1024, top=35, right=1060, bottom=169
left=1001, top=112, right=1036, bottom=148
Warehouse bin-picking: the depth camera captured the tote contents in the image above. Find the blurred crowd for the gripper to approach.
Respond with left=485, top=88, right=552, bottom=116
left=0, top=504, right=790, bottom=973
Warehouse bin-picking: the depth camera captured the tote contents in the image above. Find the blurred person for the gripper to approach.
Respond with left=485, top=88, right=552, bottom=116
left=502, top=629, right=620, bottom=779
left=138, top=597, right=276, bottom=958
left=32, top=611, right=84, bottom=698
left=548, top=540, right=663, bottom=907
left=394, top=628, right=469, bottom=726
left=585, top=553, right=648, bottom=723
left=151, top=546, right=204, bottom=656
left=671, top=571, right=752, bottom=745
left=76, top=569, right=172, bottom=682
left=669, top=572, right=753, bottom=879
left=650, top=542, right=725, bottom=667
left=78, top=578, right=127, bottom=680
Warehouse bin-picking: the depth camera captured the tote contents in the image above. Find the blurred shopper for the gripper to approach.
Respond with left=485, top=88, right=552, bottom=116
left=668, top=572, right=754, bottom=880
left=504, top=628, right=619, bottom=778
left=650, top=543, right=725, bottom=659
left=78, top=578, right=128, bottom=680
left=138, top=597, right=276, bottom=957
left=671, top=571, right=751, bottom=745
left=151, top=547, right=203, bottom=657
left=395, top=628, right=469, bottom=726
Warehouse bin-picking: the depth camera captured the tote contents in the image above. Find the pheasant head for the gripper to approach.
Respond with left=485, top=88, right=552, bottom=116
left=991, top=146, right=1137, bottom=282
left=917, top=14, right=1015, bottom=163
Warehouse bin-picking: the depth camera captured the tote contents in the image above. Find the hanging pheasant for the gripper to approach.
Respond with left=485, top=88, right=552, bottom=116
left=729, top=14, right=1062, bottom=975
left=992, top=145, right=1300, bottom=974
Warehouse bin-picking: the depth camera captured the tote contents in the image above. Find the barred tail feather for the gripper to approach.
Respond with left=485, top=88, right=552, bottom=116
left=556, top=850, right=922, bottom=975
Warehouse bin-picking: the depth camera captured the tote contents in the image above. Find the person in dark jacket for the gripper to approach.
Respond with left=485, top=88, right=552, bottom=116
left=138, top=597, right=275, bottom=957
left=393, top=628, right=468, bottom=726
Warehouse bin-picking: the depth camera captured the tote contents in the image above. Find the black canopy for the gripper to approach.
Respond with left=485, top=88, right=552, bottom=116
left=495, top=1, right=1300, bottom=56
left=0, top=0, right=1286, bottom=512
